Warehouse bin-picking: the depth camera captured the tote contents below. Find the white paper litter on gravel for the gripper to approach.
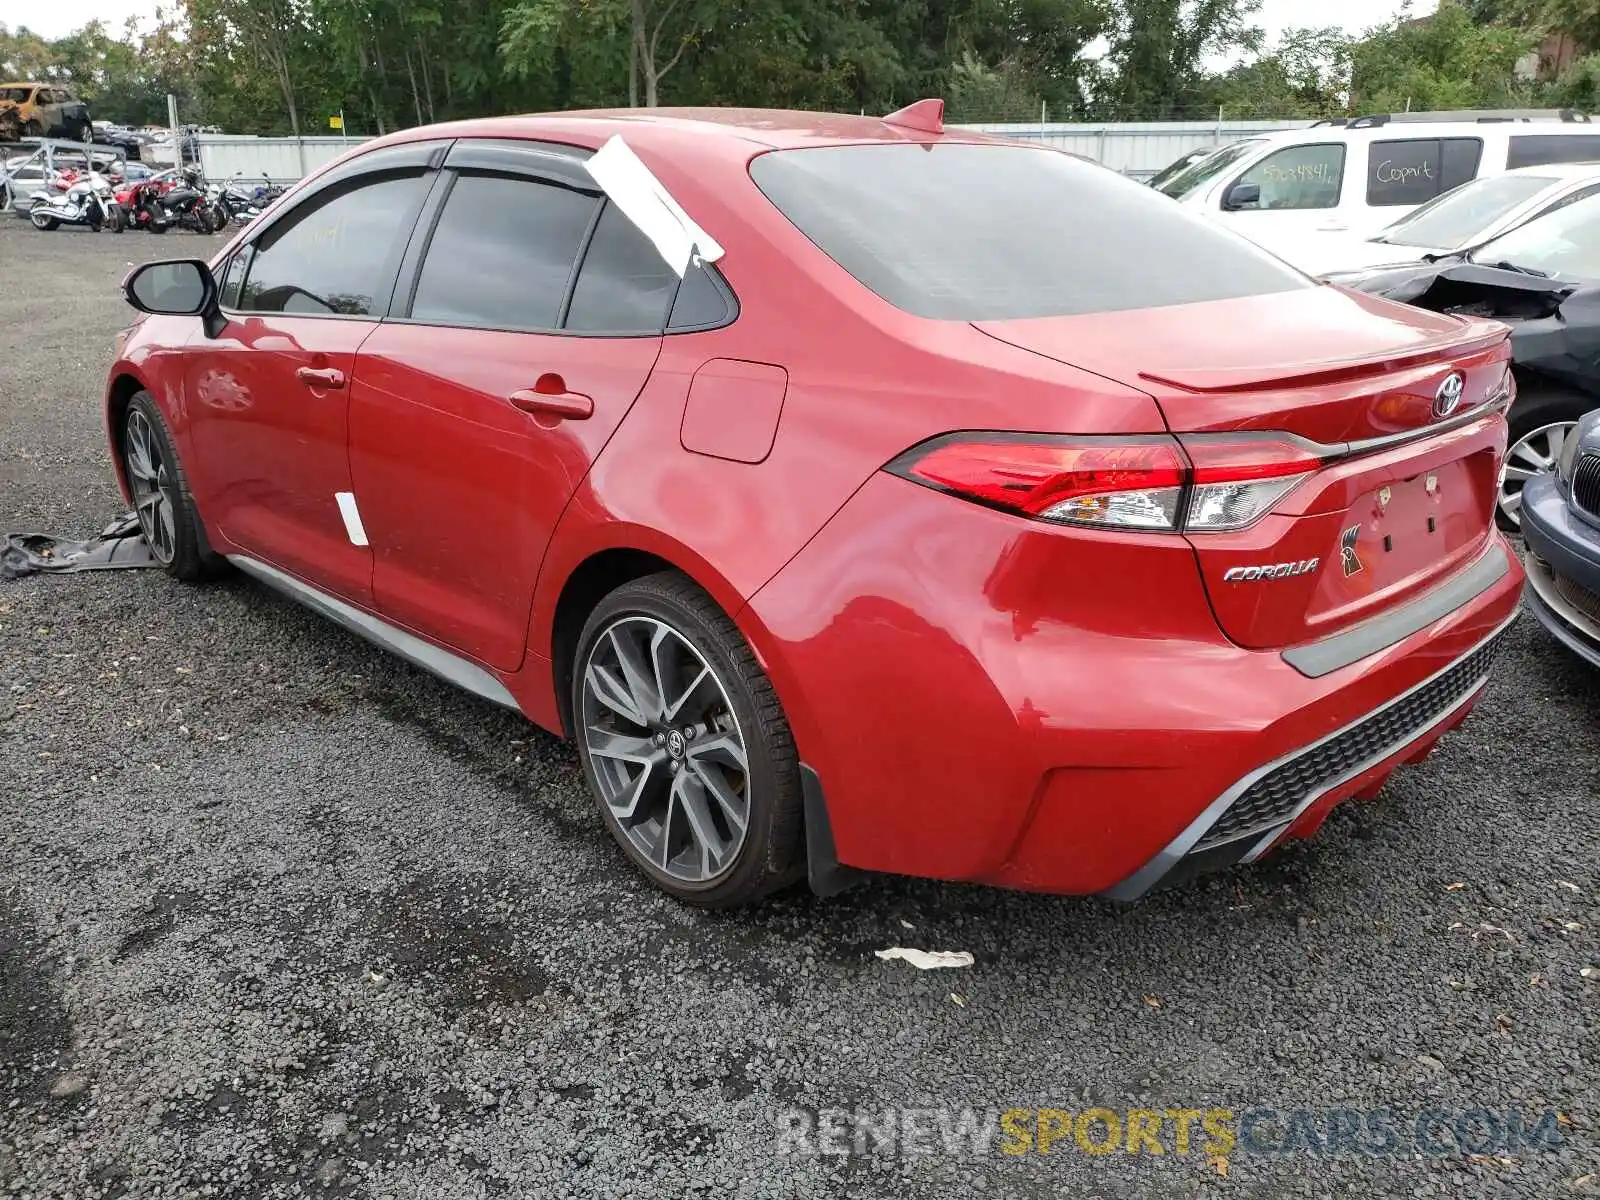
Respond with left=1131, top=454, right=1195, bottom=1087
left=874, top=947, right=975, bottom=970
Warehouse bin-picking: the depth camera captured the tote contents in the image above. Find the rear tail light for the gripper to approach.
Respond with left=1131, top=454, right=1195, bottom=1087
left=887, top=432, right=1324, bottom=533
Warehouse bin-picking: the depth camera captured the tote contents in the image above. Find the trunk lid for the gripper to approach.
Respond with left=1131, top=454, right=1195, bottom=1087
left=975, top=287, right=1513, bottom=651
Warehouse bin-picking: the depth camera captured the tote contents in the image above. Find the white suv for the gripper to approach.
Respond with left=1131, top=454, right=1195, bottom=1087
left=1158, top=113, right=1600, bottom=255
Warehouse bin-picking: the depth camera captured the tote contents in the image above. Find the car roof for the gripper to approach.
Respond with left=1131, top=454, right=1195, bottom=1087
left=372, top=107, right=1011, bottom=156
left=1256, top=122, right=1600, bottom=144
left=1497, top=160, right=1600, bottom=179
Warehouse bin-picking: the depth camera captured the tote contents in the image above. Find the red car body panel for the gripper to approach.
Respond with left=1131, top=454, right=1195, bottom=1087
left=104, top=108, right=1525, bottom=899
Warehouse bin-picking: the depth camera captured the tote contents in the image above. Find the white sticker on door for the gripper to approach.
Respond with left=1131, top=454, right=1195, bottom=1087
left=335, top=492, right=369, bottom=547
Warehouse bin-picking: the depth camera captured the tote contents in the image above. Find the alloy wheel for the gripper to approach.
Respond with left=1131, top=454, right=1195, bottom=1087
left=1499, top=421, right=1577, bottom=528
left=580, top=616, right=751, bottom=884
left=124, top=410, right=177, bottom=564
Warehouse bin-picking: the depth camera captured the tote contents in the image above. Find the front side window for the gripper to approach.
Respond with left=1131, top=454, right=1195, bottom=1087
left=218, top=246, right=252, bottom=309
left=1233, top=144, right=1345, bottom=211
left=235, top=172, right=427, bottom=316
left=750, top=143, right=1310, bottom=321
left=408, top=172, right=597, bottom=331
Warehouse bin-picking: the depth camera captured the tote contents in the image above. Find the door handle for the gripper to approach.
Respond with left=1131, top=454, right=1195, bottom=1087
left=296, top=366, right=346, bottom=389
left=510, top=373, right=593, bottom=421
left=1316, top=223, right=1349, bottom=233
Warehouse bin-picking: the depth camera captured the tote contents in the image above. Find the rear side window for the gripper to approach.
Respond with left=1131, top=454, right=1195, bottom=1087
left=564, top=201, right=679, bottom=333
left=409, top=172, right=598, bottom=331
left=1234, top=144, right=1345, bottom=210
left=750, top=144, right=1309, bottom=320
left=1367, top=138, right=1483, bottom=206
left=1508, top=134, right=1600, bottom=169
left=236, top=172, right=427, bottom=316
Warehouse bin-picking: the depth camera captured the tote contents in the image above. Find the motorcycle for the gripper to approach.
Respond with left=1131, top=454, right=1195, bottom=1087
left=29, top=168, right=122, bottom=232
left=123, top=168, right=222, bottom=233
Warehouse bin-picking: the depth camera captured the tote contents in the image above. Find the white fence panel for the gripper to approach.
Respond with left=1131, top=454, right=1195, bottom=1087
left=955, top=119, right=1314, bottom=178
left=194, top=120, right=1313, bottom=184
left=197, top=134, right=373, bottom=183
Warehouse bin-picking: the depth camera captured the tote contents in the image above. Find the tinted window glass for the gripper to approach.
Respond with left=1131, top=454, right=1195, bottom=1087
left=668, top=263, right=736, bottom=330
left=1367, top=140, right=1445, bottom=206
left=410, top=172, right=597, bottom=330
left=751, top=144, right=1309, bottom=321
left=1440, top=138, right=1483, bottom=190
left=238, top=172, right=425, bottom=316
left=218, top=246, right=252, bottom=309
left=1507, top=134, right=1600, bottom=169
left=1378, top=172, right=1557, bottom=249
left=1235, top=144, right=1344, bottom=210
left=564, top=201, right=678, bottom=333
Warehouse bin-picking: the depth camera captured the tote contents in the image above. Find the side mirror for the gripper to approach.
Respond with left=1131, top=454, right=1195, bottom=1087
left=1222, top=181, right=1261, bottom=211
left=122, top=258, right=227, bottom=338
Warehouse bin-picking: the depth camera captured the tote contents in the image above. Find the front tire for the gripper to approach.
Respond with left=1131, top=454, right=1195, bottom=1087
left=572, top=573, right=803, bottom=907
left=1499, top=387, right=1598, bottom=530
left=120, top=392, right=224, bottom=582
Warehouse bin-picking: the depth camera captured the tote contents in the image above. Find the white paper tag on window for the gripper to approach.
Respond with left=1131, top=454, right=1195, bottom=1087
left=583, top=135, right=725, bottom=278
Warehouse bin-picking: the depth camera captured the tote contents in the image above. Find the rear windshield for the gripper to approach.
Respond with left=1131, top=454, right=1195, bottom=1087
left=749, top=143, right=1310, bottom=321
left=1378, top=172, right=1558, bottom=249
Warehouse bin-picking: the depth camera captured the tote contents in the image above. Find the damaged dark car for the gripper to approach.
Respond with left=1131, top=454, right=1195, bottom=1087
left=1522, top=409, right=1600, bottom=667
left=1327, top=191, right=1600, bottom=529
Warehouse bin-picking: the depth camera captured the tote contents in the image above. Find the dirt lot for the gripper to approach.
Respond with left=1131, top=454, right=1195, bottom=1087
left=1, top=217, right=1597, bottom=1199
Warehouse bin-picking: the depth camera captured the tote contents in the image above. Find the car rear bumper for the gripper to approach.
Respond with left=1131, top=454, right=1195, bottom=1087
left=745, top=473, right=1525, bottom=897
left=1521, top=472, right=1600, bottom=667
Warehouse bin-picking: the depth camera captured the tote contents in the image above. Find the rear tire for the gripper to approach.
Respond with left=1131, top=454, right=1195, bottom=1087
left=29, top=210, right=57, bottom=231
left=120, top=392, right=225, bottom=582
left=1499, top=386, right=1599, bottom=530
left=572, top=572, right=803, bottom=907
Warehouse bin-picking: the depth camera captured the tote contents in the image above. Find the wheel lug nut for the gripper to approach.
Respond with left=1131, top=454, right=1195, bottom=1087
left=654, top=733, right=666, bottom=746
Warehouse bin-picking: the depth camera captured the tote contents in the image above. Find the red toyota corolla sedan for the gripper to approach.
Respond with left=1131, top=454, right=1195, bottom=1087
left=107, top=103, right=1525, bottom=907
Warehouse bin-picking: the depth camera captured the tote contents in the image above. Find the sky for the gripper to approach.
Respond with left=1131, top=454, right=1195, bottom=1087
left=19, top=0, right=1443, bottom=47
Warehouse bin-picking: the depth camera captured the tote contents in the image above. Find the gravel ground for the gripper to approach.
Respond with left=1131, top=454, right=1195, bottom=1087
left=1, top=217, right=1597, bottom=1200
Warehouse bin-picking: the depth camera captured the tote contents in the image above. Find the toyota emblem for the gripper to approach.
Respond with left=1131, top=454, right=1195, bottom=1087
left=1432, top=373, right=1465, bottom=419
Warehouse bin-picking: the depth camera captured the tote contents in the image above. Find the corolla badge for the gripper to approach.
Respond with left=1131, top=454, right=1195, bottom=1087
left=1433, top=372, right=1465, bottom=419
left=1223, top=558, right=1319, bottom=583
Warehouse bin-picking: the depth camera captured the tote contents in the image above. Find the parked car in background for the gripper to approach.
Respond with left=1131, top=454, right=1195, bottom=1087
left=1328, top=191, right=1600, bottom=529
left=108, top=106, right=1526, bottom=907
left=1147, top=146, right=1215, bottom=191
left=1283, top=163, right=1600, bottom=276
left=0, top=82, right=92, bottom=141
left=1159, top=111, right=1600, bottom=255
left=1521, top=409, right=1600, bottom=666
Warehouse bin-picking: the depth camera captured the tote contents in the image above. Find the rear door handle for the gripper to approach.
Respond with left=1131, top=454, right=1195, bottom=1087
left=1316, top=223, right=1349, bottom=233
left=296, top=366, right=346, bottom=389
left=510, top=374, right=593, bottom=421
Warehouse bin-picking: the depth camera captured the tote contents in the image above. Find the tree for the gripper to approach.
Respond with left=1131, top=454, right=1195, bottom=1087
left=1100, top=0, right=1265, bottom=118
left=503, top=0, right=722, bottom=105
left=1348, top=1, right=1536, bottom=112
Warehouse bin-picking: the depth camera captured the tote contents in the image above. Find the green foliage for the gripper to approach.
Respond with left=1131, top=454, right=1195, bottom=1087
left=1349, top=1, right=1537, bottom=111
left=9, top=0, right=1600, bottom=136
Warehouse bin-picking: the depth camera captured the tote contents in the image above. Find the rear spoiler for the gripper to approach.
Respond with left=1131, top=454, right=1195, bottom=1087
left=1137, top=322, right=1509, bottom=394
